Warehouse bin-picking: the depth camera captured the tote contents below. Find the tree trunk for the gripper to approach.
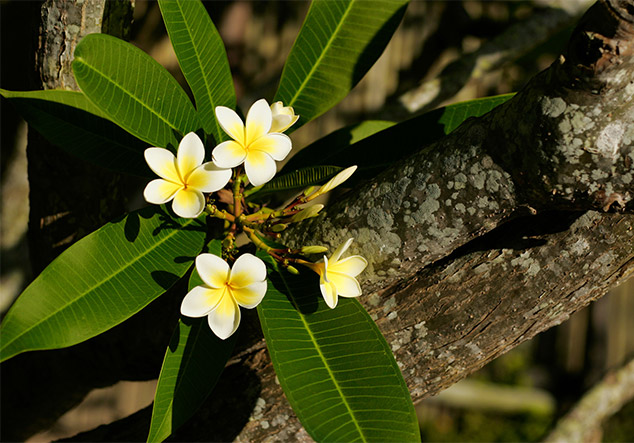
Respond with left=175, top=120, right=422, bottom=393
left=2, top=0, right=633, bottom=441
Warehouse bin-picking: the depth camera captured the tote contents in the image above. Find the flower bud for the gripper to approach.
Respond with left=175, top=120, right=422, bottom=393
left=271, top=223, right=288, bottom=232
left=290, top=204, right=324, bottom=222
left=270, top=101, right=299, bottom=133
left=286, top=265, right=300, bottom=275
left=307, top=166, right=357, bottom=201
left=301, top=245, right=329, bottom=254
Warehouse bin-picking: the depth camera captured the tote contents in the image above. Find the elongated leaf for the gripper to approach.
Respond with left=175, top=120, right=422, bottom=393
left=159, top=0, right=235, bottom=144
left=1, top=89, right=151, bottom=176
left=148, top=239, right=236, bottom=443
left=275, top=0, right=408, bottom=129
left=246, top=165, right=343, bottom=200
left=0, top=206, right=206, bottom=362
left=258, top=258, right=419, bottom=442
left=73, top=33, right=200, bottom=149
left=283, top=120, right=395, bottom=174
left=286, top=93, right=515, bottom=178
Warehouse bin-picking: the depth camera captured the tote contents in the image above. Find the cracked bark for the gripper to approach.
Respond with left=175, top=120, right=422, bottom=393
left=1, top=0, right=633, bottom=441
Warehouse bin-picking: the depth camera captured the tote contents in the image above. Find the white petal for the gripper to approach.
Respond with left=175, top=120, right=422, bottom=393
left=231, top=281, right=267, bottom=308
left=177, top=132, right=205, bottom=179
left=196, top=253, right=230, bottom=288
left=143, top=179, right=181, bottom=204
left=320, top=280, right=338, bottom=309
left=229, top=253, right=267, bottom=288
left=249, top=133, right=292, bottom=161
left=328, top=272, right=362, bottom=298
left=187, top=162, right=232, bottom=193
left=172, top=189, right=205, bottom=218
left=245, top=98, right=272, bottom=145
left=215, top=106, right=245, bottom=143
left=330, top=238, right=354, bottom=263
left=328, top=255, right=367, bottom=278
left=181, top=285, right=224, bottom=317
left=319, top=166, right=357, bottom=195
left=212, top=140, right=246, bottom=168
left=207, top=293, right=241, bottom=340
left=144, top=148, right=181, bottom=183
left=244, top=150, right=277, bottom=186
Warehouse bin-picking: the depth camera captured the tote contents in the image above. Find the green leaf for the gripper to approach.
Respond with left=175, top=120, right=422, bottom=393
left=275, top=0, right=408, bottom=130
left=72, top=33, right=200, bottom=149
left=148, top=239, right=236, bottom=443
left=159, top=0, right=235, bottom=144
left=286, top=93, right=515, bottom=178
left=258, top=258, right=420, bottom=442
left=283, top=120, right=395, bottom=174
left=0, top=206, right=206, bottom=362
left=246, top=165, right=343, bottom=200
left=0, top=88, right=151, bottom=176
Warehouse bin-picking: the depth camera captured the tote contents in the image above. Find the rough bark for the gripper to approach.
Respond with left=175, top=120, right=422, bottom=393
left=2, top=0, right=633, bottom=441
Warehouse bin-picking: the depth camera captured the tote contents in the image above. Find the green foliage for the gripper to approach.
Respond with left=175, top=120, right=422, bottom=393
left=73, top=33, right=200, bottom=149
left=286, top=93, right=515, bottom=179
left=0, top=206, right=206, bottom=362
left=258, top=256, right=420, bottom=442
left=158, top=0, right=235, bottom=145
left=275, top=0, right=409, bottom=130
left=0, top=89, right=150, bottom=176
left=148, top=240, right=237, bottom=443
left=1, top=0, right=524, bottom=438
left=246, top=165, right=343, bottom=200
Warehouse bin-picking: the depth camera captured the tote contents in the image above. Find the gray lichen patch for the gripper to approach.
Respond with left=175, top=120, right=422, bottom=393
left=591, top=122, right=625, bottom=158
left=542, top=96, right=567, bottom=118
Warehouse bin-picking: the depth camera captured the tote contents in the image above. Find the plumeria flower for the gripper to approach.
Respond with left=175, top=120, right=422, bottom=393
left=269, top=101, right=299, bottom=133
left=144, top=132, right=231, bottom=218
left=213, top=99, right=292, bottom=187
left=303, top=238, right=368, bottom=309
left=181, top=253, right=267, bottom=340
left=306, top=166, right=357, bottom=201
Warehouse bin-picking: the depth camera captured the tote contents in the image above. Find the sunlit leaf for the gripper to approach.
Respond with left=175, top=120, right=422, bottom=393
left=286, top=93, right=515, bottom=179
left=0, top=206, right=206, bottom=362
left=258, top=256, right=420, bottom=442
left=283, top=120, right=395, bottom=174
left=159, top=0, right=235, bottom=144
left=148, top=239, right=236, bottom=443
left=275, top=0, right=409, bottom=130
left=0, top=88, right=151, bottom=176
left=73, top=33, right=200, bottom=149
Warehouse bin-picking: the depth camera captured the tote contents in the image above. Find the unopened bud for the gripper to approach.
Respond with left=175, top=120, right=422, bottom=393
left=302, top=186, right=316, bottom=197
left=271, top=223, right=288, bottom=232
left=286, top=265, right=300, bottom=275
left=307, top=165, right=357, bottom=201
left=290, top=204, right=324, bottom=222
left=301, top=245, right=329, bottom=254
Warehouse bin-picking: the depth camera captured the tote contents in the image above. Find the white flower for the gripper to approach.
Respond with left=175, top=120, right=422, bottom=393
left=143, top=132, right=231, bottom=218
left=181, top=253, right=267, bottom=340
left=269, top=101, right=299, bottom=133
left=304, top=238, right=368, bottom=309
left=213, top=99, right=292, bottom=187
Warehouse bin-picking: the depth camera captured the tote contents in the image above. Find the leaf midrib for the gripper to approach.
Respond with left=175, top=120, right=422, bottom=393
left=1, top=217, right=197, bottom=356
left=286, top=0, right=356, bottom=107
left=173, top=0, right=224, bottom=140
left=275, top=269, right=367, bottom=442
left=75, top=56, right=187, bottom=136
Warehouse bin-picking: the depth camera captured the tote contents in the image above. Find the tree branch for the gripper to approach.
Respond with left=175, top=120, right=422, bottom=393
left=544, top=358, right=634, bottom=442
left=3, top=0, right=633, bottom=441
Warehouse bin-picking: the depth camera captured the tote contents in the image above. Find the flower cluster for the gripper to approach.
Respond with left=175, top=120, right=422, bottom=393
left=143, top=99, right=367, bottom=339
